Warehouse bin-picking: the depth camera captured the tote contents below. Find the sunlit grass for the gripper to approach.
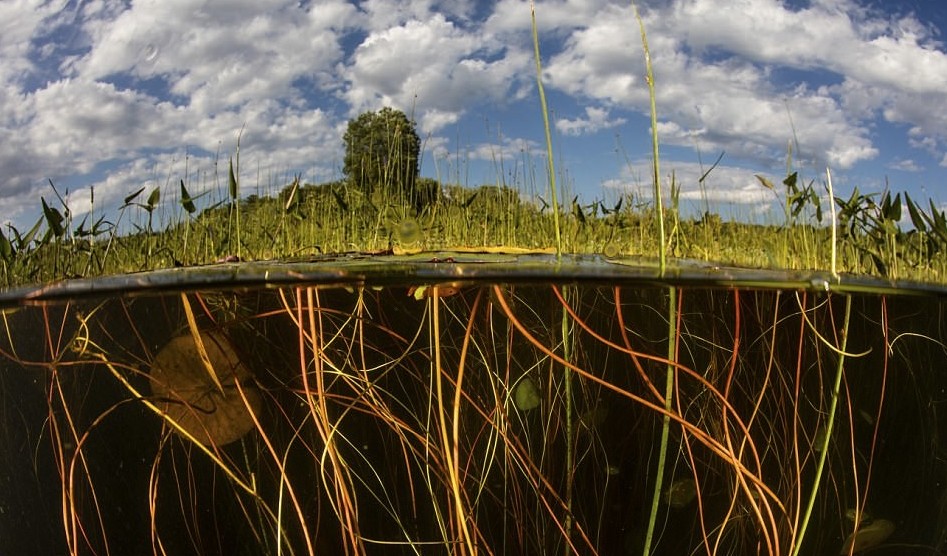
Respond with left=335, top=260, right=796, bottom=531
left=5, top=174, right=947, bottom=289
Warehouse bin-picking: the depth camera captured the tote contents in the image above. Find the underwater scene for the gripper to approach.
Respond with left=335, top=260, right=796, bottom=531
left=1, top=256, right=946, bottom=555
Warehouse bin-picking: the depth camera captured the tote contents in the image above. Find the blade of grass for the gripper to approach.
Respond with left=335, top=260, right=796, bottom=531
left=633, top=1, right=666, bottom=275
left=530, top=0, right=562, bottom=256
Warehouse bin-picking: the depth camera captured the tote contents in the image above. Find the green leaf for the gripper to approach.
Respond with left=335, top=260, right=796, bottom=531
left=180, top=180, right=196, bottom=214
left=330, top=187, right=349, bottom=213
left=462, top=190, right=479, bottom=208
left=0, top=230, right=13, bottom=261
left=782, top=171, right=798, bottom=192
left=572, top=195, right=586, bottom=224
left=41, top=197, right=64, bottom=238
left=284, top=176, right=301, bottom=212
left=146, top=187, right=160, bottom=211
left=514, top=377, right=541, bottom=411
left=228, top=157, right=238, bottom=200
left=904, top=193, right=928, bottom=232
left=17, top=217, right=43, bottom=249
left=123, top=186, right=146, bottom=206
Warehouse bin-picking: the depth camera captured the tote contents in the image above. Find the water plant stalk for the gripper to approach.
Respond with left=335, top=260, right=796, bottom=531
left=633, top=2, right=666, bottom=275
left=791, top=294, right=854, bottom=556
left=827, top=167, right=838, bottom=280
left=642, top=285, right=677, bottom=555
left=530, top=0, right=563, bottom=256
left=561, top=285, right=575, bottom=546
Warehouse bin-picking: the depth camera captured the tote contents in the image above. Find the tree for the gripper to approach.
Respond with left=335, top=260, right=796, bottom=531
left=342, top=107, right=420, bottom=204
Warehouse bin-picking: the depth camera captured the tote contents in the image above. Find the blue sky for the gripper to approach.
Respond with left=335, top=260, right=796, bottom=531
left=4, top=0, right=947, bottom=233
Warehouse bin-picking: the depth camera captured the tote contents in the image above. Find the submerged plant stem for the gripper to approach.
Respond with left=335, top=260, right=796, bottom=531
left=642, top=286, right=677, bottom=555
left=791, top=294, right=854, bottom=556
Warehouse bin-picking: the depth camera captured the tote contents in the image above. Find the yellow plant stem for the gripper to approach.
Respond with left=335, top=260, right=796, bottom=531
left=432, top=288, right=476, bottom=554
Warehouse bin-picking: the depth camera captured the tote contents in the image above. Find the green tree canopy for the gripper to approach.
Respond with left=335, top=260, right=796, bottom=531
left=342, top=107, right=420, bottom=203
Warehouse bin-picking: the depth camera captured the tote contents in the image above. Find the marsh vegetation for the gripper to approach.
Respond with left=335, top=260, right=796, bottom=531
left=1, top=280, right=945, bottom=554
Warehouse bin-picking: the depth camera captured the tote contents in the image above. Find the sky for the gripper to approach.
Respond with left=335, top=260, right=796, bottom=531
left=3, top=0, right=947, bottom=234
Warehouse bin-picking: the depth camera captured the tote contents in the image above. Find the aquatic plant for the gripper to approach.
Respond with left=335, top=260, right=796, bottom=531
left=3, top=278, right=943, bottom=555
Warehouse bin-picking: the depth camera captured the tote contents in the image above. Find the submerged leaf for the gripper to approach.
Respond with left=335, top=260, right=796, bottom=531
left=513, top=377, right=541, bottom=411
left=664, top=478, right=697, bottom=509
left=840, top=518, right=894, bottom=554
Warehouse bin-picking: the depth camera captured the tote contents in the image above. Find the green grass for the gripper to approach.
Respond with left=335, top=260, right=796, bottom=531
left=3, top=172, right=947, bottom=288
left=4, top=7, right=947, bottom=290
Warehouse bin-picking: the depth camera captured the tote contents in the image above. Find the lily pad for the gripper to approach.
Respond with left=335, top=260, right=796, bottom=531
left=149, top=330, right=261, bottom=446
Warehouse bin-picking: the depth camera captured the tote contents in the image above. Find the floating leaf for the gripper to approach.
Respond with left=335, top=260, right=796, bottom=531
left=513, top=377, right=541, bottom=411
left=603, top=241, right=620, bottom=258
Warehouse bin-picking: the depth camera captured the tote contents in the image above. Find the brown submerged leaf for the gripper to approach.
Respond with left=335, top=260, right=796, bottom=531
left=840, top=518, right=894, bottom=554
left=149, top=331, right=260, bottom=446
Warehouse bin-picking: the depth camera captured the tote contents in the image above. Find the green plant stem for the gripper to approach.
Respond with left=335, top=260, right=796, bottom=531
left=634, top=2, right=665, bottom=275
left=827, top=167, right=838, bottom=281
left=791, top=294, right=853, bottom=556
left=642, top=285, right=677, bottom=555
left=530, top=0, right=562, bottom=256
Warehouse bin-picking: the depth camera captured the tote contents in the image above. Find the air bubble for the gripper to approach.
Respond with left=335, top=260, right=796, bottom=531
left=809, top=277, right=830, bottom=292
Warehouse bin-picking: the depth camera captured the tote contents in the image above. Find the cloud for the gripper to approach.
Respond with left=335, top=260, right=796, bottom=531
left=3, top=0, right=947, bottom=233
left=540, top=1, right=887, bottom=170
left=341, top=13, right=531, bottom=134
left=556, top=106, right=626, bottom=136
left=888, top=158, right=922, bottom=172
left=603, top=158, right=785, bottom=221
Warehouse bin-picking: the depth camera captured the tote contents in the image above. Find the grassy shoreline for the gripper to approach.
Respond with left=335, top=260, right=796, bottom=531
left=2, top=174, right=946, bottom=289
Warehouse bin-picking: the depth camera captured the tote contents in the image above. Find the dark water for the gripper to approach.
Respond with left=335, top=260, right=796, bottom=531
left=1, top=256, right=946, bottom=555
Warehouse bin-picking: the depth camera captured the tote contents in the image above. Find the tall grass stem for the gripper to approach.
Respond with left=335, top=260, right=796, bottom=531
left=530, top=0, right=563, bottom=256
left=633, top=2, right=666, bottom=274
